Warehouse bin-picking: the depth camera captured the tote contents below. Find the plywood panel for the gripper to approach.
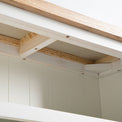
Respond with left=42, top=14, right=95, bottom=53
left=9, top=57, right=29, bottom=105
left=0, top=55, right=8, bottom=102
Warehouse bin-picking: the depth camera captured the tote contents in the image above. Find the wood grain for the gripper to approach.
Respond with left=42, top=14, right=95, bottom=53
left=1, top=0, right=122, bottom=42
left=0, top=34, right=20, bottom=46
left=39, top=47, right=93, bottom=64
left=0, top=34, right=93, bottom=64
left=95, top=56, right=119, bottom=63
left=20, top=32, right=57, bottom=58
left=20, top=32, right=49, bottom=54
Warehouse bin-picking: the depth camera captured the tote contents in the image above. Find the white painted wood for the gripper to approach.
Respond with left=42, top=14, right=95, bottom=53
left=99, top=60, right=122, bottom=77
left=28, top=52, right=85, bottom=74
left=9, top=57, right=29, bottom=105
left=0, top=42, right=104, bottom=75
left=99, top=71, right=122, bottom=122
left=0, top=40, right=118, bottom=76
left=0, top=103, right=116, bottom=122
left=29, top=62, right=50, bottom=108
left=48, top=69, right=101, bottom=117
left=28, top=59, right=101, bottom=117
left=0, top=23, right=29, bottom=40
left=0, top=52, right=101, bottom=118
left=21, top=38, right=56, bottom=58
left=0, top=42, right=19, bottom=57
left=85, top=64, right=112, bottom=73
left=0, top=55, right=8, bottom=103
left=0, top=3, right=122, bottom=58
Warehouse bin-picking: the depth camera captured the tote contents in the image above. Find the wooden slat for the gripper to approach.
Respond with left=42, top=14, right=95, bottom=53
left=39, top=47, right=93, bottom=64
left=1, top=0, right=122, bottom=42
left=0, top=34, right=93, bottom=64
left=0, top=34, right=20, bottom=46
left=20, top=32, right=56, bottom=58
left=95, top=56, right=120, bottom=64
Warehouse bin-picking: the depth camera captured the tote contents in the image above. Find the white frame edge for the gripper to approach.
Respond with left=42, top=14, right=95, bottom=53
left=0, top=103, right=116, bottom=122
left=0, top=2, right=122, bottom=58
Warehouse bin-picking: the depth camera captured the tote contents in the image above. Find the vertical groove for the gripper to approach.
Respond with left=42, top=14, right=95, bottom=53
left=28, top=62, right=31, bottom=106
left=8, top=57, right=10, bottom=103
left=29, top=76, right=31, bottom=106
left=97, top=73, right=103, bottom=118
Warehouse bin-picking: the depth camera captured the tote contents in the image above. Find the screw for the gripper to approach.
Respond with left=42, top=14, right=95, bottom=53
left=23, top=58, right=26, bottom=60
left=66, top=35, right=70, bottom=38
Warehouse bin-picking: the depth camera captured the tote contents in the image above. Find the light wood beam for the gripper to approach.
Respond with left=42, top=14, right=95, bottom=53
left=0, top=34, right=93, bottom=64
left=39, top=47, right=93, bottom=64
left=1, top=0, right=122, bottom=42
left=0, top=34, right=20, bottom=46
left=20, top=33, right=56, bottom=58
left=95, top=56, right=120, bottom=64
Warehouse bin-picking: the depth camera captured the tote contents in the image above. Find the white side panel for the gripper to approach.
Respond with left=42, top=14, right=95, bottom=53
left=0, top=53, right=101, bottom=118
left=28, top=59, right=101, bottom=118
left=83, top=76, right=102, bottom=117
left=0, top=55, right=8, bottom=102
left=29, top=62, right=50, bottom=108
left=99, top=71, right=122, bottom=122
left=9, top=57, right=29, bottom=105
left=28, top=63, right=101, bottom=117
left=49, top=70, right=101, bottom=117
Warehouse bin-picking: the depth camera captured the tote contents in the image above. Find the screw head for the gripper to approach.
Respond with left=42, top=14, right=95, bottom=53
left=23, top=58, right=26, bottom=60
left=66, top=35, right=70, bottom=38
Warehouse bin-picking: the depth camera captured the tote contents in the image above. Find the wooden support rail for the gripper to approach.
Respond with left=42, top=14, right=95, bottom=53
left=0, top=34, right=119, bottom=64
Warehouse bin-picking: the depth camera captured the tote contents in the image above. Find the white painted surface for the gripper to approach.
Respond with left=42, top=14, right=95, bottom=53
left=99, top=60, right=122, bottom=77
left=0, top=55, right=8, bottom=103
left=0, top=2, right=122, bottom=121
left=29, top=62, right=50, bottom=108
left=9, top=57, right=29, bottom=105
left=0, top=3, right=122, bottom=58
left=21, top=38, right=56, bottom=58
left=48, top=41, right=106, bottom=60
left=0, top=53, right=101, bottom=118
left=49, top=71, right=101, bottom=117
left=46, top=0, right=122, bottom=27
left=0, top=103, right=116, bottom=122
left=0, top=23, right=29, bottom=39
left=99, top=71, right=122, bottom=121
left=0, top=41, right=108, bottom=74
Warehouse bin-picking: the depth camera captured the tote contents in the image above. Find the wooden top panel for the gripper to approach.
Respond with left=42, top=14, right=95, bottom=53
left=1, top=0, right=122, bottom=42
